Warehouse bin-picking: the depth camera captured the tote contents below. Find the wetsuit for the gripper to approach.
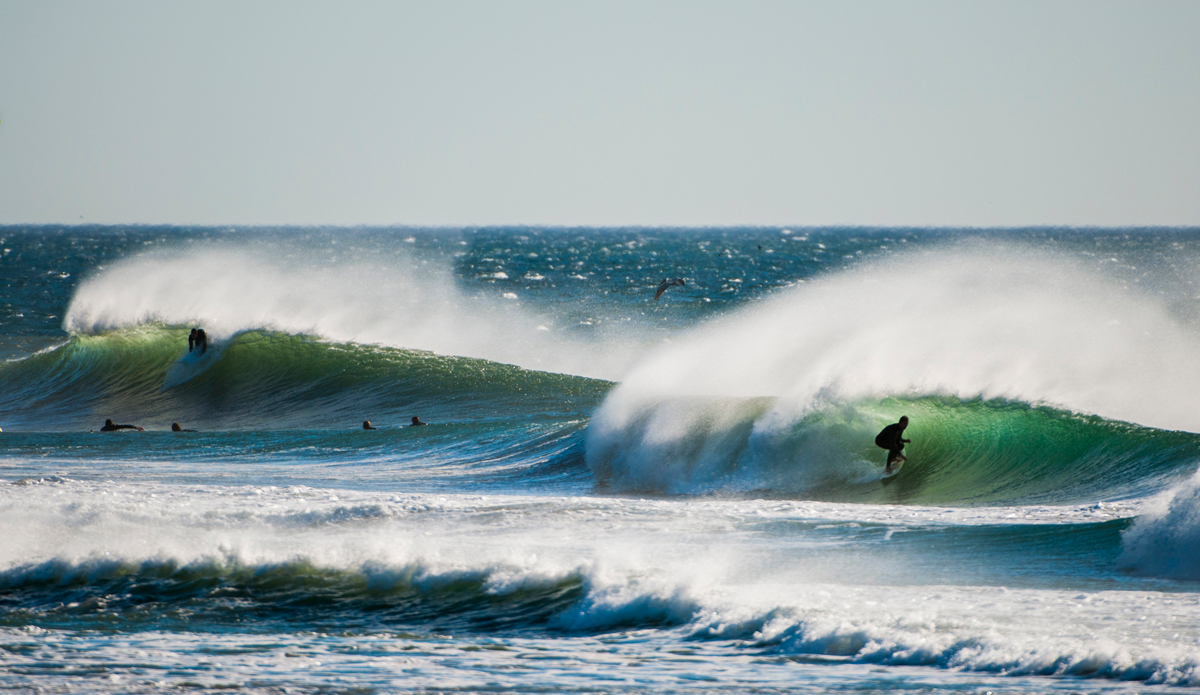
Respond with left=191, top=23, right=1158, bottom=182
left=875, top=423, right=908, bottom=465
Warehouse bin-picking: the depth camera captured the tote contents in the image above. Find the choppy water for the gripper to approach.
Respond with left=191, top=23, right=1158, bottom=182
left=3, top=225, right=1200, bottom=693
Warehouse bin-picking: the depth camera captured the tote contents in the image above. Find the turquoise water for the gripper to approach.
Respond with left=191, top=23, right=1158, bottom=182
left=3, top=226, right=1200, bottom=693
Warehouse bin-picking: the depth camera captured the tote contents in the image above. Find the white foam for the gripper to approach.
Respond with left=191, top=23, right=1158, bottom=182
left=1120, top=468, right=1200, bottom=581
left=1, top=482, right=1190, bottom=687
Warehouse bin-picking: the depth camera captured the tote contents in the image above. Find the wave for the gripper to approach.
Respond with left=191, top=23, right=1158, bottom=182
left=586, top=245, right=1200, bottom=504
left=587, top=394, right=1200, bottom=504
left=691, top=595, right=1200, bottom=686
left=60, top=242, right=649, bottom=380
left=0, top=556, right=590, bottom=635
left=3, top=552, right=1197, bottom=686
left=0, top=327, right=610, bottom=431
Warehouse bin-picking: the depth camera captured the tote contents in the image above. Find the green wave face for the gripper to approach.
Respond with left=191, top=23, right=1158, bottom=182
left=0, top=328, right=612, bottom=431
left=587, top=395, right=1200, bottom=505
left=816, top=397, right=1200, bottom=504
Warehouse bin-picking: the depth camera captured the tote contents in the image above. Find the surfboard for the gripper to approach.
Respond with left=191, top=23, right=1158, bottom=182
left=163, top=345, right=221, bottom=389
left=881, top=461, right=904, bottom=483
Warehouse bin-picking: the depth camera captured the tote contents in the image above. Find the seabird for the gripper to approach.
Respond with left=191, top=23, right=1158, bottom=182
left=654, top=277, right=686, bottom=301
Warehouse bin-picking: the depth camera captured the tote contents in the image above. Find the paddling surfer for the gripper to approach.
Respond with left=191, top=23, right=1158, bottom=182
left=875, top=416, right=911, bottom=473
left=410, top=416, right=426, bottom=426
left=99, top=418, right=144, bottom=432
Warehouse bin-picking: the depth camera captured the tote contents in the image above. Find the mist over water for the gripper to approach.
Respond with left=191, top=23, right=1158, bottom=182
left=4, top=226, right=1200, bottom=694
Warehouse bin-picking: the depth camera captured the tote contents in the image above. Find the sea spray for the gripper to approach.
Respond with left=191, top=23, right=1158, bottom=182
left=63, top=243, right=648, bottom=380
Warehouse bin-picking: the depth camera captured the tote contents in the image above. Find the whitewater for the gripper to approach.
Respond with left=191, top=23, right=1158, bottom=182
left=3, top=225, right=1200, bottom=694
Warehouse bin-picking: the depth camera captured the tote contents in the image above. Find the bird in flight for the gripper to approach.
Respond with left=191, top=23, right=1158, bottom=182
left=654, top=277, right=686, bottom=300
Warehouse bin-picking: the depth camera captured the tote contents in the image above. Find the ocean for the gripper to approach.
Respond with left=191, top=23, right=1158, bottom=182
left=2, top=225, right=1200, bottom=694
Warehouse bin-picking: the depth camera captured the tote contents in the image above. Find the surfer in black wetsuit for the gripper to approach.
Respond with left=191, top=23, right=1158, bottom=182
left=171, top=422, right=196, bottom=432
left=875, top=416, right=911, bottom=473
left=195, top=329, right=208, bottom=354
left=410, top=416, right=426, bottom=426
left=188, top=328, right=198, bottom=353
left=363, top=420, right=377, bottom=430
left=100, top=418, right=143, bottom=432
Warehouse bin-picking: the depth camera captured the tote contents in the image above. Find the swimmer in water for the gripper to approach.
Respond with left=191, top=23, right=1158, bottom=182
left=410, top=416, right=426, bottom=426
left=363, top=420, right=377, bottom=430
left=99, top=419, right=143, bottom=432
left=171, top=423, right=196, bottom=432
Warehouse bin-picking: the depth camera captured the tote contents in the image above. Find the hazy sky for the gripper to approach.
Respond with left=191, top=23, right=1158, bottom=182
left=1, top=1, right=1197, bottom=227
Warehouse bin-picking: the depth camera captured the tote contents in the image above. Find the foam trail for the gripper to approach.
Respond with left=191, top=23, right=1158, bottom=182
left=64, top=244, right=639, bottom=379
left=588, top=244, right=1200, bottom=493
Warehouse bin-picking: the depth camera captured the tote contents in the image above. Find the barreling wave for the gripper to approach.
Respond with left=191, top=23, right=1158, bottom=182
left=584, top=245, right=1200, bottom=506
left=587, top=394, right=1200, bottom=505
left=0, top=327, right=610, bottom=431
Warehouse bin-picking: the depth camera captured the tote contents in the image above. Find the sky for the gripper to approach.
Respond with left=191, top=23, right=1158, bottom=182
left=1, top=0, right=1197, bottom=227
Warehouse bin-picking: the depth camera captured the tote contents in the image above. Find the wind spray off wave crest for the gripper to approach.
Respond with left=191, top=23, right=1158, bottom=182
left=587, top=245, right=1200, bottom=497
left=63, top=243, right=638, bottom=379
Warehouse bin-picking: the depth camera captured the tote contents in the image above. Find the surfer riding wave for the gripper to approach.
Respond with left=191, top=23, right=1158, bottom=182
left=875, top=416, right=911, bottom=474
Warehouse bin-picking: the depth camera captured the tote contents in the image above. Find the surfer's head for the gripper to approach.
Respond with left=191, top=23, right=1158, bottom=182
left=411, top=416, right=424, bottom=426
left=363, top=420, right=373, bottom=429
left=899, top=415, right=909, bottom=428
left=105, top=419, right=114, bottom=427
left=172, top=423, right=182, bottom=432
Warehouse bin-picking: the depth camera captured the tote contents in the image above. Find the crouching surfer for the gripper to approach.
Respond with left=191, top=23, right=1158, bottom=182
left=875, top=416, right=911, bottom=474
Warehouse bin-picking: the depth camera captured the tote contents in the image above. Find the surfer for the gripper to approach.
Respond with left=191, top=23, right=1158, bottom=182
left=188, top=328, right=198, bottom=352
left=654, top=277, right=686, bottom=300
left=171, top=423, right=196, bottom=432
left=875, top=416, right=911, bottom=473
left=195, top=329, right=208, bottom=354
left=100, top=419, right=143, bottom=432
left=410, top=416, right=426, bottom=426
left=363, top=420, right=377, bottom=430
